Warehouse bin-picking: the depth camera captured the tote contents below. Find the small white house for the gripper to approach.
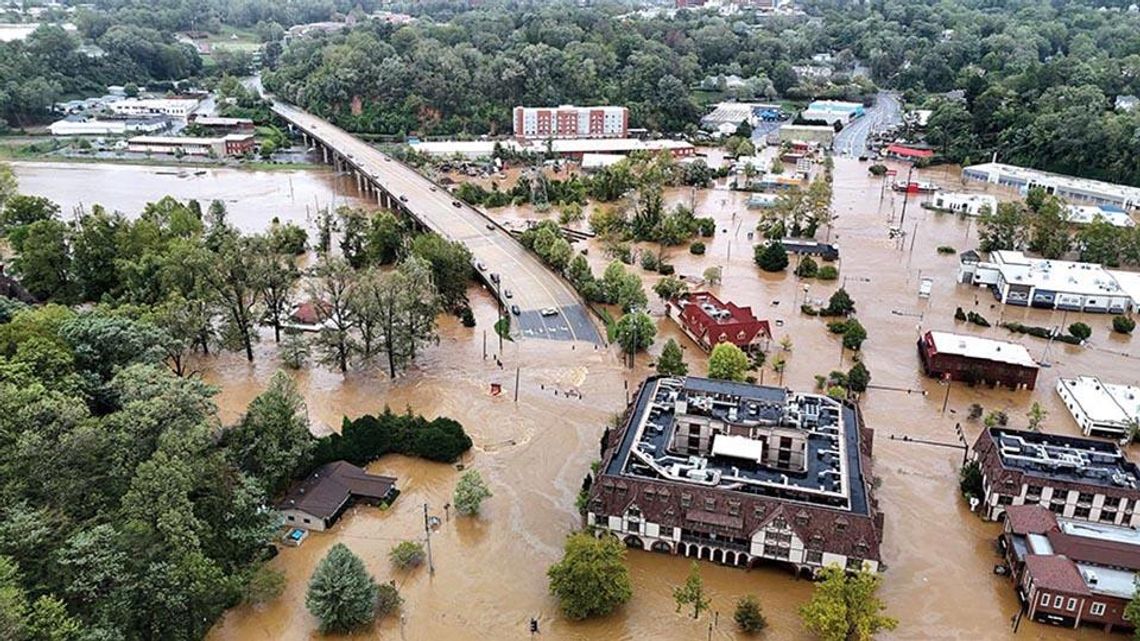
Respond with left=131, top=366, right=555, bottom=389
left=929, top=192, right=997, bottom=217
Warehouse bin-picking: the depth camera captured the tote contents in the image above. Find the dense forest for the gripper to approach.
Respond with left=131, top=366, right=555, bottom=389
left=263, top=0, right=1140, bottom=186
left=0, top=167, right=477, bottom=639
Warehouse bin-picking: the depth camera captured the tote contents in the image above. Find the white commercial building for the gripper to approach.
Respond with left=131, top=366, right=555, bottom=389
left=963, top=162, right=1140, bottom=212
left=957, top=250, right=1133, bottom=313
left=1065, top=204, right=1136, bottom=228
left=109, top=97, right=202, bottom=119
left=512, top=105, right=628, bottom=140
left=700, top=102, right=780, bottom=129
left=1056, top=376, right=1140, bottom=438
left=48, top=116, right=169, bottom=136
left=409, top=137, right=694, bottom=160
left=800, top=100, right=864, bottom=125
left=929, top=192, right=997, bottom=217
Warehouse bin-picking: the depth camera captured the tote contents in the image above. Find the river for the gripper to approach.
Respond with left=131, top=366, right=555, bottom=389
left=12, top=159, right=1137, bottom=640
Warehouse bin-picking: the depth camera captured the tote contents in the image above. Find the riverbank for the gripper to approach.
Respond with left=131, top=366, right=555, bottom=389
left=0, top=148, right=324, bottom=172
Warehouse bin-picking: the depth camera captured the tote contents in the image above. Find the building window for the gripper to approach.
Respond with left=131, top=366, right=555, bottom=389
left=805, top=550, right=823, bottom=565
left=1067, top=598, right=1077, bottom=611
left=1078, top=493, right=1094, bottom=504
left=1074, top=507, right=1091, bottom=519
left=1054, top=595, right=1064, bottom=609
left=1040, top=593, right=1050, bottom=606
left=681, top=493, right=693, bottom=508
left=287, top=515, right=295, bottom=521
left=704, top=497, right=716, bottom=512
left=1091, top=602, right=1106, bottom=616
left=303, top=518, right=311, bottom=524
left=1026, top=485, right=1043, bottom=498
left=845, top=557, right=863, bottom=572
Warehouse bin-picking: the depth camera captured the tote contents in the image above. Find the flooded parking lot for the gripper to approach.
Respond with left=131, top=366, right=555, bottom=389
left=16, top=159, right=1138, bottom=640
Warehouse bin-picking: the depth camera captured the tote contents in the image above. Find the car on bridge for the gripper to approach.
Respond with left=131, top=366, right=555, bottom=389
left=511, top=305, right=521, bottom=316
left=540, top=308, right=559, bottom=317
left=452, top=200, right=462, bottom=208
left=504, top=289, right=513, bottom=299
left=399, top=194, right=408, bottom=202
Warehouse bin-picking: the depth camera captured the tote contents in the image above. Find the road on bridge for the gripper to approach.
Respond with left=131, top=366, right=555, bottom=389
left=834, top=91, right=903, bottom=158
left=272, top=102, right=602, bottom=344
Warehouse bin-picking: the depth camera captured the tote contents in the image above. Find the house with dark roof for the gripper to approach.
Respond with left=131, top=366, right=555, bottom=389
left=277, top=461, right=398, bottom=531
left=971, top=427, right=1140, bottom=525
left=1000, top=504, right=1139, bottom=632
left=587, top=376, right=883, bottom=576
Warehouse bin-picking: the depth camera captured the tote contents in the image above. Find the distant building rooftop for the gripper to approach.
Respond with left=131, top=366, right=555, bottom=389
left=963, top=162, right=1140, bottom=210
left=276, top=461, right=397, bottom=520
left=1057, top=376, right=1140, bottom=433
left=1065, top=204, right=1135, bottom=228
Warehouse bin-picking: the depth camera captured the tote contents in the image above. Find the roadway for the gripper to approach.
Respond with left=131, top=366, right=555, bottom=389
left=271, top=102, right=602, bottom=344
left=833, top=91, right=903, bottom=157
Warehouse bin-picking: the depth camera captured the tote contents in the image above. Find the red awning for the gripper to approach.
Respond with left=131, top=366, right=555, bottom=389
left=886, top=144, right=934, bottom=159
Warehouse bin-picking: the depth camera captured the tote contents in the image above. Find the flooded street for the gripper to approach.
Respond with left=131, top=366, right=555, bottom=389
left=20, top=160, right=1138, bottom=639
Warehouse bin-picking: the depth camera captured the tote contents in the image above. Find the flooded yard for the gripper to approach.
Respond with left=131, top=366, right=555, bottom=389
left=17, top=159, right=1138, bottom=640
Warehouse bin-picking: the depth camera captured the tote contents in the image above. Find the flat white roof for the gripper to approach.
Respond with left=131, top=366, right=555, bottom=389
left=806, top=100, right=863, bottom=112
left=963, top=162, right=1140, bottom=204
left=710, top=434, right=765, bottom=462
left=928, top=331, right=1037, bottom=368
left=580, top=153, right=626, bottom=169
left=991, top=251, right=1128, bottom=298
left=1065, top=205, right=1136, bottom=227
left=1061, top=517, right=1140, bottom=546
left=1078, top=563, right=1136, bottom=599
left=1058, top=376, right=1140, bottom=427
left=410, top=138, right=692, bottom=157
left=1112, top=270, right=1140, bottom=305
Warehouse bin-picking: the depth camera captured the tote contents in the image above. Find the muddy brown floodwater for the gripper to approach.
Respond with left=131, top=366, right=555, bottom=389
left=20, top=160, right=1137, bottom=640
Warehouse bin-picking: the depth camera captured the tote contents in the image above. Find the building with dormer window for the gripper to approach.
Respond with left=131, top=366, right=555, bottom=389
left=586, top=376, right=884, bottom=575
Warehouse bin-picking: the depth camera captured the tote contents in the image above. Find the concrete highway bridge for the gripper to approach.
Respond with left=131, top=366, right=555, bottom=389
left=272, top=102, right=601, bottom=344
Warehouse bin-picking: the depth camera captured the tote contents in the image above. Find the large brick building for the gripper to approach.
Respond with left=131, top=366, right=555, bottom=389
left=587, top=376, right=884, bottom=575
left=1000, top=505, right=1138, bottom=632
left=667, top=291, right=772, bottom=354
left=513, top=105, right=628, bottom=141
left=917, top=330, right=1039, bottom=390
left=971, top=427, right=1140, bottom=525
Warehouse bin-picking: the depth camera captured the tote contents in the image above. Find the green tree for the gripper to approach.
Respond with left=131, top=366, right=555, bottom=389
left=978, top=202, right=1028, bottom=253
left=0, top=162, right=16, bottom=211
left=253, top=236, right=300, bottom=343
left=842, top=319, right=868, bottom=351
left=826, top=288, right=856, bottom=316
left=703, top=266, right=722, bottom=286
left=0, top=556, right=27, bottom=641
left=615, top=312, right=656, bottom=354
left=800, top=565, right=897, bottom=641
left=308, top=257, right=359, bottom=373
left=453, top=469, right=492, bottom=516
left=243, top=564, right=286, bottom=605
left=734, top=594, right=767, bottom=634
left=1113, top=316, right=1136, bottom=334
left=410, top=234, right=472, bottom=310
left=12, top=219, right=72, bottom=301
left=1, top=195, right=60, bottom=237
left=1077, top=218, right=1122, bottom=266
left=547, top=532, right=633, bottom=620
left=653, top=276, right=688, bottom=301
left=26, top=594, right=81, bottom=641
left=959, top=460, right=984, bottom=499
left=205, top=232, right=261, bottom=362
left=1123, top=582, right=1140, bottom=634
left=673, top=561, right=710, bottom=619
left=224, top=371, right=314, bottom=495
left=847, top=362, right=871, bottom=393
left=656, top=338, right=688, bottom=377
left=306, top=544, right=379, bottom=634
left=754, top=241, right=789, bottom=272
left=1069, top=322, right=1092, bottom=341
left=389, top=541, right=426, bottom=570
left=708, top=342, right=750, bottom=381
left=1026, top=402, right=1048, bottom=431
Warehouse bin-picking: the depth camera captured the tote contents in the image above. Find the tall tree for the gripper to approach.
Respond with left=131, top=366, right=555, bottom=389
left=308, top=258, right=359, bottom=374
left=253, top=235, right=301, bottom=343
left=707, top=343, right=750, bottom=382
left=225, top=371, right=314, bottom=495
left=205, top=233, right=261, bottom=362
left=656, top=338, right=688, bottom=377
left=672, top=561, right=710, bottom=619
left=800, top=565, right=897, bottom=641
left=306, top=544, right=379, bottom=634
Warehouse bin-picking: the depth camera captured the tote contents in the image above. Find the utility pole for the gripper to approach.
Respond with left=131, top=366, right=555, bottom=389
left=898, top=165, right=914, bottom=229
left=423, top=503, right=435, bottom=575
left=514, top=366, right=520, bottom=403
left=482, top=330, right=487, bottom=359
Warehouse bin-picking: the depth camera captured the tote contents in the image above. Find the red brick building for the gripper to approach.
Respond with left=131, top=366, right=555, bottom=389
left=917, top=330, right=1039, bottom=390
left=1000, top=505, right=1138, bottom=633
left=668, top=291, right=771, bottom=353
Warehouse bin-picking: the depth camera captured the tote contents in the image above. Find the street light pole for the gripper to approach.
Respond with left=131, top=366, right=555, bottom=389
left=423, top=503, right=435, bottom=575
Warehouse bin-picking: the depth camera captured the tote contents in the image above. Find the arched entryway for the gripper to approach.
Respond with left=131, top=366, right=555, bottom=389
left=623, top=535, right=645, bottom=550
